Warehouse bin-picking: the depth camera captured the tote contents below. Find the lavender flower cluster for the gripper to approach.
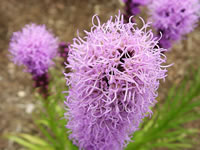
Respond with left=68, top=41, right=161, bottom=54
left=148, top=0, right=200, bottom=48
left=9, top=24, right=58, bottom=76
left=64, top=13, right=168, bottom=150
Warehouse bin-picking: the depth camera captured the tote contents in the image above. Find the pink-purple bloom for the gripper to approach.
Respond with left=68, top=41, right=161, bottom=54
left=9, top=23, right=58, bottom=76
left=148, top=0, right=200, bottom=49
left=64, top=13, right=168, bottom=150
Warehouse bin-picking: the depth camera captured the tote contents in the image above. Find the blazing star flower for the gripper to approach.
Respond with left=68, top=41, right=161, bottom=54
left=148, top=0, right=200, bottom=49
left=9, top=23, right=58, bottom=76
left=64, top=13, right=168, bottom=150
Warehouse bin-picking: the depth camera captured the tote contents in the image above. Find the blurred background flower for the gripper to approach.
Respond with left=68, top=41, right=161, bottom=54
left=148, top=0, right=200, bottom=49
left=8, top=23, right=58, bottom=98
left=9, top=23, right=58, bottom=76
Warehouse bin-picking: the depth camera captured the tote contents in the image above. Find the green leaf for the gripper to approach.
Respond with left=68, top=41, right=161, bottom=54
left=18, top=133, right=49, bottom=146
left=7, top=134, right=55, bottom=150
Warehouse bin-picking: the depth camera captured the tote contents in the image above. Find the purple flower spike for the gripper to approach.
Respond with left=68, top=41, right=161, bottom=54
left=64, top=13, right=168, bottom=150
left=149, top=0, right=200, bottom=49
left=9, top=24, right=58, bottom=98
left=9, top=23, right=58, bottom=76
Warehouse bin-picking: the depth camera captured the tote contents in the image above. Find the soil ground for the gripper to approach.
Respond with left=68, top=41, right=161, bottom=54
left=0, top=0, right=200, bottom=150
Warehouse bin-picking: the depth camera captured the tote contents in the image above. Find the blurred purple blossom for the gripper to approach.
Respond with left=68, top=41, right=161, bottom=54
left=9, top=23, right=58, bottom=76
left=64, top=13, right=168, bottom=150
left=9, top=23, right=58, bottom=98
left=148, top=0, right=200, bottom=49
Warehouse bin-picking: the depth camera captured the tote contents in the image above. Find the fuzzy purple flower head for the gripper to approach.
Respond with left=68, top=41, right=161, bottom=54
left=64, top=13, right=168, bottom=150
left=149, top=0, right=200, bottom=49
left=9, top=24, right=58, bottom=76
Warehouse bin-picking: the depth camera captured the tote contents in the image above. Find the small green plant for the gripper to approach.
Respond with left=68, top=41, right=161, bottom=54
left=6, top=69, right=78, bottom=150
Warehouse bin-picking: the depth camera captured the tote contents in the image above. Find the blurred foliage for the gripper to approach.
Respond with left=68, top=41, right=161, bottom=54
left=6, top=67, right=200, bottom=150
left=126, top=68, right=200, bottom=150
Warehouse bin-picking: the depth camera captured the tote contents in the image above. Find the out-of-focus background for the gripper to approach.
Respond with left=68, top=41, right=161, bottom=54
left=0, top=0, right=199, bottom=149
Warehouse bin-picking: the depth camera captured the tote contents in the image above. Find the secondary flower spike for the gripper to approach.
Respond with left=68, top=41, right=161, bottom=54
left=9, top=24, right=58, bottom=75
left=148, top=0, right=200, bottom=49
left=9, top=24, right=58, bottom=97
left=64, top=13, right=168, bottom=150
